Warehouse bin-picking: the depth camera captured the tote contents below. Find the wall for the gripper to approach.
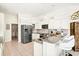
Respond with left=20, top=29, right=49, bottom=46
left=5, top=14, right=17, bottom=42
left=0, top=13, right=4, bottom=37
left=42, top=11, right=70, bottom=29
left=18, top=5, right=79, bottom=42
left=18, top=13, right=37, bottom=42
left=37, top=5, right=79, bottom=35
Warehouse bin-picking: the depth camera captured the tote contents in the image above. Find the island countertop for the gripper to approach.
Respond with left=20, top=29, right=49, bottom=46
left=32, top=35, right=62, bottom=44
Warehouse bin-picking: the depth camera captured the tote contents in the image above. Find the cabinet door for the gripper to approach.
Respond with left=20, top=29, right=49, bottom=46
left=46, top=43, right=58, bottom=56
left=43, top=42, right=47, bottom=56
left=35, top=24, right=41, bottom=29
left=34, top=42, right=43, bottom=56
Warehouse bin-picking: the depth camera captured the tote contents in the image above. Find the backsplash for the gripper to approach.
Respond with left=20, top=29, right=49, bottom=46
left=33, top=29, right=69, bottom=36
left=49, top=29, right=69, bottom=35
left=32, top=29, right=49, bottom=34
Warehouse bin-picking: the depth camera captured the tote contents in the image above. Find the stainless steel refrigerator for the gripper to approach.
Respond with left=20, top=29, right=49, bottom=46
left=21, top=25, right=32, bottom=44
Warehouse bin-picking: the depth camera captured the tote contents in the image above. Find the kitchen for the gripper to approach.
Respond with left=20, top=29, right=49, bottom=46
left=0, top=3, right=79, bottom=56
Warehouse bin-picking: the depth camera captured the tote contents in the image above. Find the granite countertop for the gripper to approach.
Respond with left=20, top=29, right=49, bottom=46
left=32, top=31, right=62, bottom=43
left=32, top=33, right=62, bottom=44
left=43, top=38, right=59, bottom=44
left=32, top=38, right=43, bottom=44
left=33, top=37, right=61, bottom=44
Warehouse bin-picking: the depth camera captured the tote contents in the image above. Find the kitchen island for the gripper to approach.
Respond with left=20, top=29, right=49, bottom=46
left=33, top=35, right=62, bottom=56
left=32, top=29, right=69, bottom=56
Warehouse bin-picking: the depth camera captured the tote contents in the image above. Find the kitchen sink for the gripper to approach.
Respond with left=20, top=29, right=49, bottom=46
left=38, top=39, right=42, bottom=41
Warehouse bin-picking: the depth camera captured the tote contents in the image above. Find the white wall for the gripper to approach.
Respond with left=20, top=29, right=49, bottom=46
left=39, top=9, right=70, bottom=29
left=37, top=5, right=79, bottom=35
left=18, top=13, right=37, bottom=42
left=5, top=14, right=17, bottom=42
left=18, top=5, right=79, bottom=42
left=0, top=13, right=4, bottom=37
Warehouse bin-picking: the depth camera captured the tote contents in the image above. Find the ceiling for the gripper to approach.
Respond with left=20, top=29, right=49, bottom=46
left=0, top=3, right=79, bottom=17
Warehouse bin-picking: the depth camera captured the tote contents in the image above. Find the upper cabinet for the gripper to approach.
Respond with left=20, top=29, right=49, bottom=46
left=35, top=23, right=41, bottom=29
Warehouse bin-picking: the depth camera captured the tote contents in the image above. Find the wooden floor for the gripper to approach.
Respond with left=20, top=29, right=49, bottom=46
left=3, top=40, right=33, bottom=56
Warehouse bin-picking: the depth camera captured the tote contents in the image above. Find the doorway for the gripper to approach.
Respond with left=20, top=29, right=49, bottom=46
left=11, top=24, right=18, bottom=42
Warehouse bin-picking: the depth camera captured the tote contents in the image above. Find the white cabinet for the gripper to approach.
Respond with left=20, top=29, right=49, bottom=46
left=34, top=42, right=62, bottom=56
left=43, top=42, right=47, bottom=56
left=35, top=24, right=41, bottom=29
left=46, top=42, right=58, bottom=56
left=32, top=34, right=40, bottom=40
left=34, top=42, right=43, bottom=56
left=34, top=41, right=62, bottom=56
left=43, top=42, right=61, bottom=56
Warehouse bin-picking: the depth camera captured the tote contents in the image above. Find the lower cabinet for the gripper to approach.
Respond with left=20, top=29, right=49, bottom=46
left=33, top=42, right=43, bottom=56
left=46, top=42, right=60, bottom=56
left=43, top=42, right=47, bottom=56
left=43, top=42, right=61, bottom=56
left=34, top=41, right=62, bottom=56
